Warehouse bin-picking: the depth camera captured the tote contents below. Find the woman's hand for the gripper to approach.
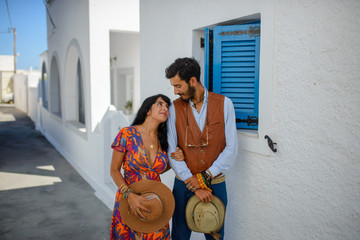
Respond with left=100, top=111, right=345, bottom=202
left=127, top=193, right=151, bottom=220
left=171, top=147, right=185, bottom=161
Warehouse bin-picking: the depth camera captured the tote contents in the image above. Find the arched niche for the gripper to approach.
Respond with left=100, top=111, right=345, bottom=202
left=49, top=55, right=61, bottom=117
left=64, top=39, right=86, bottom=126
left=41, top=61, right=48, bottom=109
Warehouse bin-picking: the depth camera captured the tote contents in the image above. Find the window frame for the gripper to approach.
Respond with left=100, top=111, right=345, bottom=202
left=194, top=15, right=274, bottom=156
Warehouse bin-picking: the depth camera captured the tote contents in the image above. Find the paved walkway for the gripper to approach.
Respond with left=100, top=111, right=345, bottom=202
left=0, top=106, right=112, bottom=240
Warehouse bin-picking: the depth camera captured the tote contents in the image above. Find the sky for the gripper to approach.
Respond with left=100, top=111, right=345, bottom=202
left=0, top=0, right=47, bottom=70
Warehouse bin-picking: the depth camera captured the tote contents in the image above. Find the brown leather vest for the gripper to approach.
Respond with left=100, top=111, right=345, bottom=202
left=174, top=92, right=226, bottom=175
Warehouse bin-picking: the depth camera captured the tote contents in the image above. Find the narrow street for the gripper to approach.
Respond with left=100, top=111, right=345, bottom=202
left=0, top=106, right=112, bottom=240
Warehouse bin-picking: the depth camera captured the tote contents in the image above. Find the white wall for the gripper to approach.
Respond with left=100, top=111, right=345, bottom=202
left=13, top=71, right=40, bottom=120
left=89, top=0, right=139, bottom=132
left=27, top=72, right=41, bottom=122
left=140, top=0, right=360, bottom=239
left=38, top=0, right=140, bottom=211
left=13, top=74, right=27, bottom=112
left=0, top=55, right=15, bottom=103
left=270, top=1, right=360, bottom=239
left=44, top=0, right=93, bottom=186
left=0, top=55, right=14, bottom=71
left=110, top=31, right=140, bottom=113
left=87, top=0, right=139, bottom=204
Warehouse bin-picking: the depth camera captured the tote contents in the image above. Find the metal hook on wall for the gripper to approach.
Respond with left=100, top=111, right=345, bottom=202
left=264, top=135, right=277, bottom=153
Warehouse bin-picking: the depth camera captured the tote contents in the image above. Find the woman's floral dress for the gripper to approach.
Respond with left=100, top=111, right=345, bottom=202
left=110, top=126, right=170, bottom=240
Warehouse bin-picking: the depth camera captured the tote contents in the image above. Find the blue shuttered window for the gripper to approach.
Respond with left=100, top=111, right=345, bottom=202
left=204, top=22, right=260, bottom=129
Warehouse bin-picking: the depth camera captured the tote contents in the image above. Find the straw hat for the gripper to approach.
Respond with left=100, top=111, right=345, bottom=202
left=185, top=195, right=225, bottom=235
left=119, top=179, right=175, bottom=233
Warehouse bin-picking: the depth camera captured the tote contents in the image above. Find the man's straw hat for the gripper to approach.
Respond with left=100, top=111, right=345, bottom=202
left=186, top=195, right=225, bottom=238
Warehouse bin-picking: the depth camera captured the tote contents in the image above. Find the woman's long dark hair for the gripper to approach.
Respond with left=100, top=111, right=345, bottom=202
left=131, top=94, right=171, bottom=152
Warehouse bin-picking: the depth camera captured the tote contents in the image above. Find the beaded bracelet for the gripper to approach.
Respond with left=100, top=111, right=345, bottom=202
left=196, top=173, right=212, bottom=192
left=122, top=188, right=133, bottom=199
left=201, top=170, right=212, bottom=186
left=201, top=174, right=209, bottom=187
left=206, top=170, right=214, bottom=179
left=202, top=171, right=212, bottom=190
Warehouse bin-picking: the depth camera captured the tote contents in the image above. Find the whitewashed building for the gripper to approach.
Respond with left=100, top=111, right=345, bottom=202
left=37, top=0, right=140, bottom=208
left=139, top=1, right=360, bottom=240
left=35, top=0, right=360, bottom=239
left=13, top=69, right=41, bottom=122
left=0, top=55, right=15, bottom=103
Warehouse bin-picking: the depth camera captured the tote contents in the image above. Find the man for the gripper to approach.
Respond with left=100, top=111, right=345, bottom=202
left=165, top=57, right=238, bottom=240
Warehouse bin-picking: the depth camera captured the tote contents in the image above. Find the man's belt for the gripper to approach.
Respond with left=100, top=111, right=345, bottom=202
left=176, top=174, right=225, bottom=185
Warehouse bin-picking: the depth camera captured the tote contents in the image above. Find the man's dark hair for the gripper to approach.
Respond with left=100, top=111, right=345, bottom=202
left=165, top=57, right=201, bottom=83
left=131, top=94, right=171, bottom=152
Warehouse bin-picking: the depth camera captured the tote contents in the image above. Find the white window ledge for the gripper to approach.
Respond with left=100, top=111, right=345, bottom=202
left=65, top=120, right=87, bottom=139
left=49, top=111, right=62, bottom=123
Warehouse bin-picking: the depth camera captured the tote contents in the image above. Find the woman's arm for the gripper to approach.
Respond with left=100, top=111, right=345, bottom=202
left=162, top=147, right=184, bottom=173
left=110, top=149, right=149, bottom=219
left=110, top=150, right=126, bottom=187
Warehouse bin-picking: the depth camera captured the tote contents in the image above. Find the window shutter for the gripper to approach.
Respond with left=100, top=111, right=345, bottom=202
left=212, top=23, right=260, bottom=129
left=204, top=27, right=213, bottom=91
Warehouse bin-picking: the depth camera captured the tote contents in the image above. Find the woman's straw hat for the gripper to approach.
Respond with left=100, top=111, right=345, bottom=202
left=119, top=179, right=175, bottom=233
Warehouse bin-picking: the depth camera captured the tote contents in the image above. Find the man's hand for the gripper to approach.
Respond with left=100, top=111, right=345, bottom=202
left=185, top=176, right=200, bottom=192
left=195, top=189, right=213, bottom=203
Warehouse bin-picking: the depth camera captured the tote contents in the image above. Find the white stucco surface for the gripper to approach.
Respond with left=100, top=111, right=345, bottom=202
left=109, top=31, right=140, bottom=112
left=140, top=0, right=360, bottom=239
left=13, top=74, right=27, bottom=112
left=89, top=0, right=139, bottom=132
left=270, top=1, right=360, bottom=239
left=0, top=55, right=14, bottom=71
left=38, top=0, right=140, bottom=212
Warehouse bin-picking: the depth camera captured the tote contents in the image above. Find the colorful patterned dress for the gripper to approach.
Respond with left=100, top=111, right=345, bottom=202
left=110, top=126, right=171, bottom=240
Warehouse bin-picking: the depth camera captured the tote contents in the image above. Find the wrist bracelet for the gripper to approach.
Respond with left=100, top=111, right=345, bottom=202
left=206, top=170, right=214, bottom=179
left=196, top=173, right=212, bottom=192
left=201, top=170, right=212, bottom=185
left=122, top=188, right=133, bottom=199
left=119, top=184, right=128, bottom=193
left=118, top=184, right=125, bottom=191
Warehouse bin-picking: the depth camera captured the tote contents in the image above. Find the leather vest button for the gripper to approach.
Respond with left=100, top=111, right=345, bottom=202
left=200, top=160, right=205, bottom=164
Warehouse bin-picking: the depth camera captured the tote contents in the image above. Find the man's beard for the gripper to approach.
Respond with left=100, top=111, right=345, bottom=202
left=180, top=84, right=196, bottom=102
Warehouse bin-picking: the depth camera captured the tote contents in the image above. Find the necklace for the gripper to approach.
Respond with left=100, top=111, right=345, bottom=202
left=192, top=96, right=204, bottom=108
left=150, top=140, right=159, bottom=149
left=150, top=141, right=158, bottom=149
left=137, top=125, right=158, bottom=149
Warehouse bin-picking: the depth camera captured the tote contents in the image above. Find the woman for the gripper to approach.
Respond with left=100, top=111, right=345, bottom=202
left=110, top=94, right=176, bottom=240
